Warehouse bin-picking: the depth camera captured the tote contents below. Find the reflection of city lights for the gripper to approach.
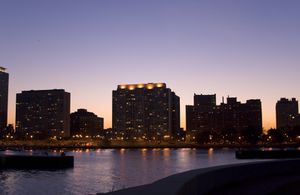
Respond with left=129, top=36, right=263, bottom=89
left=163, top=148, right=171, bottom=157
left=208, top=148, right=214, bottom=156
left=120, top=148, right=125, bottom=155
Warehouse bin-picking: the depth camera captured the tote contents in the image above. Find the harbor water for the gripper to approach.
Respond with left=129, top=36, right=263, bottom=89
left=0, top=148, right=255, bottom=194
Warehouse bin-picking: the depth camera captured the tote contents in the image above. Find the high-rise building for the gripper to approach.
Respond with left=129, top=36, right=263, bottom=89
left=0, top=67, right=9, bottom=131
left=186, top=94, right=217, bottom=134
left=16, top=89, right=70, bottom=139
left=113, top=83, right=180, bottom=140
left=276, top=98, right=299, bottom=129
left=186, top=94, right=262, bottom=136
left=194, top=94, right=216, bottom=110
left=70, top=109, right=104, bottom=137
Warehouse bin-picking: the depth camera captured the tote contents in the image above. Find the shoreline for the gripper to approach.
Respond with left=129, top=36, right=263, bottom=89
left=1, top=141, right=300, bottom=150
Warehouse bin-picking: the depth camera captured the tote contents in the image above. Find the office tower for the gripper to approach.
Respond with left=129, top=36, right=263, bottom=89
left=16, top=89, right=70, bottom=139
left=186, top=94, right=262, bottom=137
left=194, top=94, right=216, bottom=111
left=171, top=92, right=180, bottom=136
left=0, top=67, right=9, bottom=131
left=186, top=94, right=217, bottom=134
left=242, top=99, right=263, bottom=130
left=276, top=98, right=299, bottom=129
left=70, top=109, right=104, bottom=137
left=113, top=83, right=180, bottom=140
left=218, top=98, right=262, bottom=133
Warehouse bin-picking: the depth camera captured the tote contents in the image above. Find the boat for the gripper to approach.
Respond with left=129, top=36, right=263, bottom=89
left=0, top=154, right=74, bottom=169
left=236, top=149, right=300, bottom=159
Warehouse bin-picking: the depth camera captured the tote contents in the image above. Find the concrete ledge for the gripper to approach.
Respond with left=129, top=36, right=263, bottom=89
left=101, top=159, right=300, bottom=195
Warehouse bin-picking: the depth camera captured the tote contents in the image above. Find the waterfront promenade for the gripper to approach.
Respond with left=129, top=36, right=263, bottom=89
left=102, top=159, right=300, bottom=195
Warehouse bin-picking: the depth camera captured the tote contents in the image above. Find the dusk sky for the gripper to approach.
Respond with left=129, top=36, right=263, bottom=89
left=1, top=0, right=300, bottom=131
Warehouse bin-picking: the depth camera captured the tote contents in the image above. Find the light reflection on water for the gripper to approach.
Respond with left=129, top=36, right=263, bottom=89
left=0, top=148, right=254, bottom=194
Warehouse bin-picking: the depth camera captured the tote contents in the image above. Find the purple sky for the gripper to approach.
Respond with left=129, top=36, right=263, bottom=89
left=1, top=0, right=300, bottom=130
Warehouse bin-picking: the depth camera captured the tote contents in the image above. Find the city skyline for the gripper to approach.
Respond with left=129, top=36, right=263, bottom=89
left=1, top=1, right=300, bottom=130
left=3, top=77, right=299, bottom=131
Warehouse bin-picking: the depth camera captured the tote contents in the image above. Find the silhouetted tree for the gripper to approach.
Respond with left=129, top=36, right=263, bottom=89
left=221, top=127, right=237, bottom=143
left=286, top=126, right=300, bottom=141
left=241, top=126, right=262, bottom=145
left=267, top=128, right=284, bottom=143
left=195, top=130, right=219, bottom=144
left=195, top=131, right=210, bottom=144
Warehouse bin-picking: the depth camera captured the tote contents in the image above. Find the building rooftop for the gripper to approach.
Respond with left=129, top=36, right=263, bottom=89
left=20, top=89, right=67, bottom=93
left=117, top=83, right=166, bottom=90
left=0, top=66, right=6, bottom=72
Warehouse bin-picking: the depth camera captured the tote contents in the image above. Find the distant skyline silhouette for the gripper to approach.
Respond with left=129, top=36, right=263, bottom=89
left=1, top=0, right=300, bottom=130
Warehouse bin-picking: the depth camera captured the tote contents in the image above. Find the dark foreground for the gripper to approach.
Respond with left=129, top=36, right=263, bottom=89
left=101, top=159, right=300, bottom=195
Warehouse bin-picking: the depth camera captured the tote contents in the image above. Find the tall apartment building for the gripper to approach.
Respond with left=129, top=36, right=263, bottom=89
left=276, top=98, right=299, bottom=129
left=186, top=94, right=217, bottom=133
left=0, top=67, right=9, bottom=131
left=70, top=109, right=104, bottom=137
left=16, top=89, right=70, bottom=138
left=113, top=83, right=180, bottom=140
left=186, top=94, right=262, bottom=135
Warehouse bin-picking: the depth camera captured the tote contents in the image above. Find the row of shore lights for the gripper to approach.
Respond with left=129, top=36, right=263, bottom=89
left=119, top=83, right=165, bottom=90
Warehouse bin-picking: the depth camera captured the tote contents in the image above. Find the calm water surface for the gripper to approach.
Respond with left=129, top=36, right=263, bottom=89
left=0, top=148, right=256, bottom=194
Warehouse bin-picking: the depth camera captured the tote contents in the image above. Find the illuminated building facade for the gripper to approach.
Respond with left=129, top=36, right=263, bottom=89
left=276, top=98, right=299, bottom=129
left=70, top=109, right=104, bottom=137
left=186, top=94, right=262, bottom=136
left=16, top=89, right=70, bottom=139
left=113, top=83, right=180, bottom=140
left=0, top=67, right=9, bottom=131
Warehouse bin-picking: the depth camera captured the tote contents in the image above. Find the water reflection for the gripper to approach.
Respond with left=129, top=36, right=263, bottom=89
left=0, top=148, right=256, bottom=194
left=208, top=148, right=214, bottom=159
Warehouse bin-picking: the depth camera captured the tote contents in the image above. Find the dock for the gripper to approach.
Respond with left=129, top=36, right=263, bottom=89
left=236, top=149, right=300, bottom=159
left=0, top=154, right=74, bottom=169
